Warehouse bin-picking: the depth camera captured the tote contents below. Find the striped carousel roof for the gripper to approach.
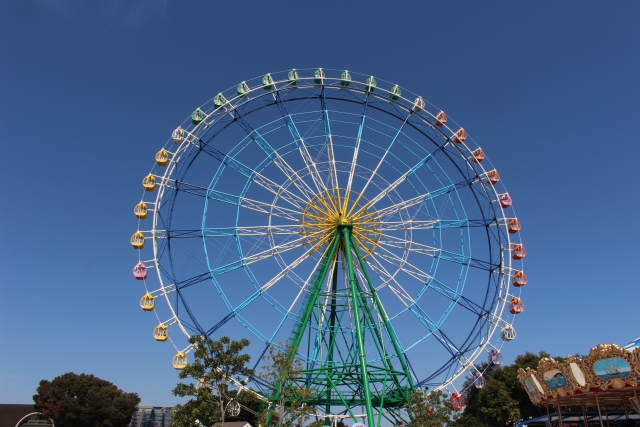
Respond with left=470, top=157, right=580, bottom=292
left=623, top=336, right=640, bottom=351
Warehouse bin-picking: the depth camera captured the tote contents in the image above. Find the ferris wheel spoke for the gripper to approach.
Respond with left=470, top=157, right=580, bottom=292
left=342, top=93, right=370, bottom=216
left=320, top=93, right=340, bottom=207
left=232, top=109, right=318, bottom=202
left=195, top=138, right=309, bottom=210
left=345, top=109, right=412, bottom=218
left=378, top=218, right=495, bottom=231
left=274, top=92, right=332, bottom=201
left=350, top=143, right=459, bottom=219
left=354, top=180, right=470, bottom=223
left=363, top=254, right=418, bottom=306
left=366, top=242, right=433, bottom=283
left=202, top=224, right=304, bottom=237
left=206, top=189, right=303, bottom=222
left=203, top=236, right=333, bottom=336
left=209, top=231, right=326, bottom=276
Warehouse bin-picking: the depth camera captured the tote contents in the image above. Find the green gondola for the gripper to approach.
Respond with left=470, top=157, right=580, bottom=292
left=237, top=81, right=250, bottom=97
left=213, top=93, right=227, bottom=109
left=314, top=68, right=325, bottom=84
left=288, top=69, right=299, bottom=85
left=262, top=73, right=275, bottom=90
left=390, top=85, right=401, bottom=100
left=340, top=70, right=352, bottom=86
left=365, top=76, right=377, bottom=92
left=191, top=108, right=205, bottom=125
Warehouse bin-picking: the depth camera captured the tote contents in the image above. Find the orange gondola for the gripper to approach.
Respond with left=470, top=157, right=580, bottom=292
left=507, top=219, right=521, bottom=234
left=509, top=297, right=524, bottom=314
left=453, top=128, right=467, bottom=143
left=434, top=111, right=447, bottom=126
left=471, top=148, right=485, bottom=163
left=512, top=271, right=527, bottom=287
left=511, top=244, right=526, bottom=260
left=486, top=170, right=500, bottom=185
left=450, top=393, right=465, bottom=409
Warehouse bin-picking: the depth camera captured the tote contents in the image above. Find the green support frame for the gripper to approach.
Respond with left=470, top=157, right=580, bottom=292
left=264, top=224, right=415, bottom=427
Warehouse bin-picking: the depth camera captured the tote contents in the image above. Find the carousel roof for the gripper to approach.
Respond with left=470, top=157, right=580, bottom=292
left=517, top=343, right=640, bottom=408
left=624, top=336, right=640, bottom=352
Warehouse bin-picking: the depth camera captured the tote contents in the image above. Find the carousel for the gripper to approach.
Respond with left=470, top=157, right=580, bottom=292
left=517, top=338, right=640, bottom=426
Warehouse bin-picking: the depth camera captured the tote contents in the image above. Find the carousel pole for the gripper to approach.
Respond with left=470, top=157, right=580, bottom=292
left=603, top=404, right=610, bottom=427
left=595, top=393, right=605, bottom=427
left=623, top=400, right=629, bottom=422
left=546, top=403, right=553, bottom=427
left=581, top=405, right=588, bottom=427
left=557, top=398, right=564, bottom=427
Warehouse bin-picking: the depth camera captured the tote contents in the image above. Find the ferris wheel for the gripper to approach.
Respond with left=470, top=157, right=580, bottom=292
left=130, top=68, right=527, bottom=424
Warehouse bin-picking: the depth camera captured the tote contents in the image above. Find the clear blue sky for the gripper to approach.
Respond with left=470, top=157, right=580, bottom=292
left=1, top=1, right=639, bottom=406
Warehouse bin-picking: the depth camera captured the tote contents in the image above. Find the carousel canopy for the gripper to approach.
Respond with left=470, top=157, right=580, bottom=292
left=517, top=343, right=640, bottom=408
left=624, top=336, right=640, bottom=352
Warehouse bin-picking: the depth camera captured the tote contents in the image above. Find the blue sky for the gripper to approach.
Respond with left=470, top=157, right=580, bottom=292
left=1, top=1, right=639, bottom=406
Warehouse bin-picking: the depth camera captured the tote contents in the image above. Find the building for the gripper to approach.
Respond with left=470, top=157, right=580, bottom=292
left=0, top=405, right=54, bottom=427
left=128, top=406, right=175, bottom=427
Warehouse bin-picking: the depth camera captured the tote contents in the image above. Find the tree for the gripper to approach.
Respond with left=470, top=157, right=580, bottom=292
left=405, top=390, right=461, bottom=427
left=33, top=372, right=140, bottom=427
left=453, top=351, right=559, bottom=427
left=259, top=342, right=316, bottom=427
left=172, top=335, right=255, bottom=427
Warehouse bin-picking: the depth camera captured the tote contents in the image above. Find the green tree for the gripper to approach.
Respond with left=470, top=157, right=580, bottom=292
left=172, top=335, right=255, bottom=427
left=405, top=390, right=461, bottom=427
left=453, top=351, right=556, bottom=427
left=259, top=343, right=316, bottom=427
left=33, top=372, right=140, bottom=427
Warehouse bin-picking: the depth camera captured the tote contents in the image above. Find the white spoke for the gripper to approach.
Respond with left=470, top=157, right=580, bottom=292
left=203, top=224, right=304, bottom=237
left=251, top=170, right=310, bottom=211
left=354, top=184, right=459, bottom=222
left=342, top=98, right=369, bottom=216
left=366, top=241, right=434, bottom=283
left=377, top=235, right=440, bottom=257
left=346, top=111, right=412, bottom=217
left=207, top=190, right=303, bottom=222
left=242, top=230, right=325, bottom=266
left=259, top=234, right=333, bottom=293
left=363, top=254, right=416, bottom=306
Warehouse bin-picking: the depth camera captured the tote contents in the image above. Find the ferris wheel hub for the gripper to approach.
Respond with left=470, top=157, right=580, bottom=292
left=300, top=188, right=382, bottom=256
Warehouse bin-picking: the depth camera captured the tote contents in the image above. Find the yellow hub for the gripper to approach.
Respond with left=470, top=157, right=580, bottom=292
left=301, top=188, right=382, bottom=256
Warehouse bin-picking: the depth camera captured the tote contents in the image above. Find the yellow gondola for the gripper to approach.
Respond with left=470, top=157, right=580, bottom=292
left=142, top=175, right=156, bottom=192
left=172, top=352, right=188, bottom=370
left=153, top=324, right=168, bottom=341
left=131, top=232, right=145, bottom=249
left=134, top=202, right=148, bottom=219
left=156, top=149, right=169, bottom=167
left=140, top=293, right=154, bottom=311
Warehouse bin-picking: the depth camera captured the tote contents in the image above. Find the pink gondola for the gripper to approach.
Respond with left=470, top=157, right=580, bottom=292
left=499, top=193, right=512, bottom=208
left=133, top=262, right=147, bottom=280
